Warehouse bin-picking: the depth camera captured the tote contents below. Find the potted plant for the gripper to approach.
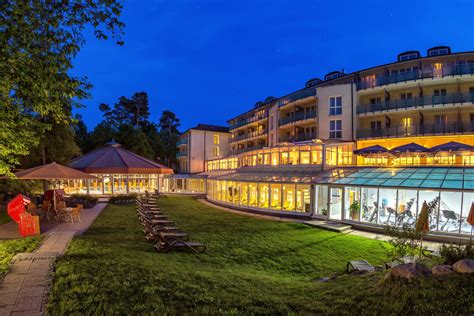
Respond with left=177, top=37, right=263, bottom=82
left=349, top=201, right=360, bottom=221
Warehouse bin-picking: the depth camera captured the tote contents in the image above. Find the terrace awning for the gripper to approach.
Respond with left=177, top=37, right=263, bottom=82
left=389, top=142, right=429, bottom=154
left=353, top=145, right=388, bottom=155
left=429, top=141, right=474, bottom=152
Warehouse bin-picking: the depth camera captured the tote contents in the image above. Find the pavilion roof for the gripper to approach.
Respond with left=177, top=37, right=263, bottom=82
left=70, top=142, right=173, bottom=174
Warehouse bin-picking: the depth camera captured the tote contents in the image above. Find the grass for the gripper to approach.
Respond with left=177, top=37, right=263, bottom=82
left=0, top=237, right=42, bottom=278
left=48, top=196, right=474, bottom=315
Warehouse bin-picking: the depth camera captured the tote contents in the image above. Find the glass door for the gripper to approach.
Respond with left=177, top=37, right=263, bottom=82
left=330, top=187, right=343, bottom=220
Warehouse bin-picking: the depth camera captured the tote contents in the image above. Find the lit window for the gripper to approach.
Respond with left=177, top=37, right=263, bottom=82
left=329, top=120, right=342, bottom=139
left=213, top=147, right=220, bottom=157
left=401, top=117, right=413, bottom=127
left=329, top=96, right=342, bottom=115
left=213, top=134, right=220, bottom=145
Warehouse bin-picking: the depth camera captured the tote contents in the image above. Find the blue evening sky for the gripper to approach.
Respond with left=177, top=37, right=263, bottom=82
left=73, top=0, right=474, bottom=132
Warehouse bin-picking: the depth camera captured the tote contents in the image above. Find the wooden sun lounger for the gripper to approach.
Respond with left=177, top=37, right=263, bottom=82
left=146, top=219, right=174, bottom=226
left=158, top=231, right=189, bottom=241
left=154, top=237, right=206, bottom=254
left=346, top=260, right=375, bottom=273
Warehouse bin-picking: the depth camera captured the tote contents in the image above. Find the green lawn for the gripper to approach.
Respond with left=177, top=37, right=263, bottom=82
left=48, top=196, right=474, bottom=315
left=0, top=237, right=42, bottom=277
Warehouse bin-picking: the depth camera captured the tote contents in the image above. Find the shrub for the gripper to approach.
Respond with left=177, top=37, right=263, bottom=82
left=439, top=243, right=474, bottom=265
left=384, top=224, right=428, bottom=263
left=70, top=194, right=99, bottom=203
left=108, top=193, right=138, bottom=204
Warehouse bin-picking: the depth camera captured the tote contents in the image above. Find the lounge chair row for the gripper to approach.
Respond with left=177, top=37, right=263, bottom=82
left=136, top=195, right=206, bottom=253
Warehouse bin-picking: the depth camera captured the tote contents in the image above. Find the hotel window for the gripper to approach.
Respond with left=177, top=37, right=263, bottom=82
left=428, top=48, right=449, bottom=56
left=434, top=89, right=447, bottom=96
left=400, top=93, right=412, bottom=100
left=213, top=134, right=220, bottom=145
left=433, top=63, right=443, bottom=77
left=435, top=115, right=447, bottom=125
left=213, top=147, right=220, bottom=157
left=270, top=115, right=274, bottom=130
left=401, top=117, right=413, bottom=127
left=329, top=96, right=342, bottom=115
left=329, top=120, right=342, bottom=139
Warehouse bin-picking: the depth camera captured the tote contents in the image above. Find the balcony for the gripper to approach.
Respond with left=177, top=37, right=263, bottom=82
left=176, top=152, right=187, bottom=158
left=230, top=145, right=265, bottom=156
left=356, top=122, right=474, bottom=139
left=176, top=139, right=187, bottom=147
left=279, top=131, right=317, bottom=143
left=357, top=92, right=474, bottom=115
left=279, top=111, right=316, bottom=126
left=357, top=64, right=474, bottom=90
left=278, top=87, right=317, bottom=107
left=230, top=111, right=268, bottom=130
left=230, top=129, right=268, bottom=143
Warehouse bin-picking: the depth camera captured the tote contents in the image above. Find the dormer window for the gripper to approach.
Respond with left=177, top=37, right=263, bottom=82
left=428, top=46, right=451, bottom=57
left=325, top=71, right=344, bottom=81
left=397, top=51, right=420, bottom=62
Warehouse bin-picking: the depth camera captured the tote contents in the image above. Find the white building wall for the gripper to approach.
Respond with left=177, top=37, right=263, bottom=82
left=316, top=83, right=357, bottom=142
left=188, top=129, right=230, bottom=174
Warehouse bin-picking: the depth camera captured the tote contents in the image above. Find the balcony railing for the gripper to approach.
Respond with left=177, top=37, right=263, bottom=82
left=279, top=111, right=317, bottom=126
left=176, top=152, right=187, bottom=158
left=356, top=122, right=474, bottom=139
left=230, top=129, right=268, bottom=143
left=357, top=64, right=474, bottom=90
left=230, top=111, right=269, bottom=130
left=230, top=145, right=265, bottom=156
left=279, top=131, right=317, bottom=143
left=357, top=92, right=474, bottom=115
left=278, top=87, right=317, bottom=107
left=176, top=139, right=187, bottom=147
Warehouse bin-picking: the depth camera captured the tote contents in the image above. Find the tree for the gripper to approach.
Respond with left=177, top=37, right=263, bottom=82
left=0, top=1, right=124, bottom=176
left=157, top=110, right=181, bottom=168
left=99, top=92, right=151, bottom=129
left=20, top=119, right=81, bottom=168
left=74, top=114, right=92, bottom=154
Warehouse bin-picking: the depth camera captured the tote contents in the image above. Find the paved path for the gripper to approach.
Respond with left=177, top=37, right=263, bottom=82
left=0, top=203, right=107, bottom=315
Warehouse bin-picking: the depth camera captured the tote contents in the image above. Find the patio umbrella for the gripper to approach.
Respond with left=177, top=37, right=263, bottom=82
left=467, top=202, right=474, bottom=244
left=353, top=145, right=388, bottom=155
left=389, top=142, right=429, bottom=154
left=14, top=162, right=96, bottom=211
left=415, top=201, right=430, bottom=258
left=429, top=141, right=474, bottom=152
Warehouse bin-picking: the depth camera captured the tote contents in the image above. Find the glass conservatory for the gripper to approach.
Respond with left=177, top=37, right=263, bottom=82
left=313, top=167, right=474, bottom=235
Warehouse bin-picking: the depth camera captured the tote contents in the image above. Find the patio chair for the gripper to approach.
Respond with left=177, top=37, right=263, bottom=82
left=154, top=236, right=206, bottom=254
left=346, top=260, right=375, bottom=273
left=71, top=204, right=83, bottom=223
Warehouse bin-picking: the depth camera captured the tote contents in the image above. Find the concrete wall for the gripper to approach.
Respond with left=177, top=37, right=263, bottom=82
left=189, top=130, right=230, bottom=173
left=268, top=103, right=279, bottom=147
left=317, top=83, right=356, bottom=141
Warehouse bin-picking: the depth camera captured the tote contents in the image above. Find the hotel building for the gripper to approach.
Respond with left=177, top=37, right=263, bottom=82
left=167, top=46, right=474, bottom=240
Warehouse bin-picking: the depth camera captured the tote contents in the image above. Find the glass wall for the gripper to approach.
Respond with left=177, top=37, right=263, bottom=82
left=296, top=185, right=311, bottom=212
left=270, top=184, right=282, bottom=210
left=282, top=184, right=295, bottom=211
left=313, top=184, right=474, bottom=236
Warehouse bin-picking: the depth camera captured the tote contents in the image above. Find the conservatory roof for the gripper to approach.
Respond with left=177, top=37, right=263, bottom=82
left=319, top=167, right=474, bottom=190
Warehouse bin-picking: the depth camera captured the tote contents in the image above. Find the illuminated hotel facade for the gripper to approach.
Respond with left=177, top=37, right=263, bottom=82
left=165, top=46, right=474, bottom=240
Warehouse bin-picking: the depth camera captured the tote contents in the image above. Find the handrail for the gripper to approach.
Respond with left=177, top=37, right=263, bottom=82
left=356, top=122, right=474, bottom=139
left=357, top=92, right=474, bottom=114
left=279, top=131, right=317, bottom=143
left=279, top=111, right=317, bottom=126
left=230, top=129, right=268, bottom=143
left=229, top=110, right=269, bottom=130
left=357, top=64, right=474, bottom=90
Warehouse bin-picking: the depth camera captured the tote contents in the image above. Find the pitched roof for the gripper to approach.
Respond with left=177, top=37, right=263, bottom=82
left=187, top=124, right=229, bottom=133
left=14, top=162, right=97, bottom=179
left=69, top=143, right=173, bottom=174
